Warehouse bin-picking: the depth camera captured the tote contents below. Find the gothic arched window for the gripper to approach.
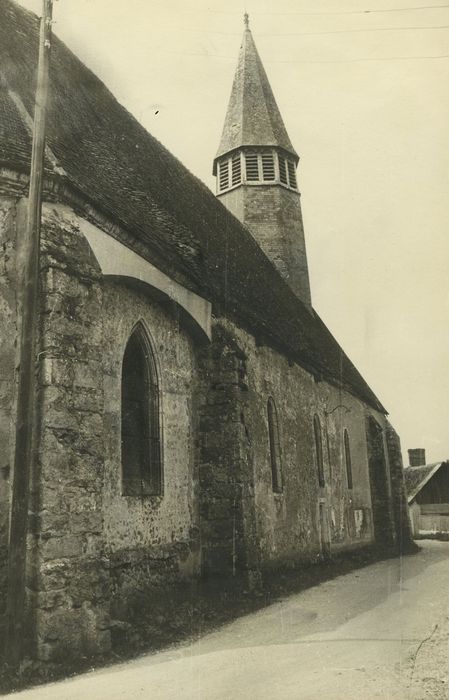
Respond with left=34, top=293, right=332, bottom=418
left=267, top=397, right=283, bottom=493
left=314, top=414, right=325, bottom=487
left=121, top=324, right=162, bottom=496
left=344, top=429, right=353, bottom=490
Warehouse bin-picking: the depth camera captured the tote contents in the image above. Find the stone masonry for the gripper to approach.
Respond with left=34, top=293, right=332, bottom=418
left=0, top=197, right=414, bottom=662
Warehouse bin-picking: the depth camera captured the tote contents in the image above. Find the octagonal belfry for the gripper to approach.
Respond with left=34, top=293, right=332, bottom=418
left=214, top=15, right=311, bottom=308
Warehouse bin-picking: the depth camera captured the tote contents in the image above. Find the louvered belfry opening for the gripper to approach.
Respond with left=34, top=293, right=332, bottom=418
left=279, top=155, right=288, bottom=186
left=219, top=159, right=230, bottom=191
left=216, top=149, right=298, bottom=193
left=261, top=153, right=275, bottom=181
left=287, top=159, right=297, bottom=188
left=231, top=152, right=242, bottom=186
left=121, top=324, right=162, bottom=496
left=245, top=152, right=259, bottom=181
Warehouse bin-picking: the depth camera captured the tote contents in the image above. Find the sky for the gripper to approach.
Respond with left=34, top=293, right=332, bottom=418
left=17, top=0, right=449, bottom=464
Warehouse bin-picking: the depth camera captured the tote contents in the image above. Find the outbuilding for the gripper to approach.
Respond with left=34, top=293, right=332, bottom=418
left=405, top=450, right=449, bottom=538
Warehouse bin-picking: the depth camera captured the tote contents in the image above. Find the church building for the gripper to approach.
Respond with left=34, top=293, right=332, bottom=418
left=0, top=0, right=411, bottom=662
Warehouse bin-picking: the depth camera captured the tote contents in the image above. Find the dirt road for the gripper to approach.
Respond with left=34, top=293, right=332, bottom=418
left=10, top=540, right=449, bottom=699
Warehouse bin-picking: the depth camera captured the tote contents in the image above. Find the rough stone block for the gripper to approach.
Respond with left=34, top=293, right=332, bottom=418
left=40, top=535, right=84, bottom=561
left=69, top=510, right=102, bottom=535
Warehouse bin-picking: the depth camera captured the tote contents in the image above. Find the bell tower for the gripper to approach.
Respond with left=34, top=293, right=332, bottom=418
left=213, top=14, right=311, bottom=308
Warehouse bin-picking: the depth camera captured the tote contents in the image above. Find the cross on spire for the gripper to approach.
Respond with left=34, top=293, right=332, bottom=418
left=244, top=12, right=249, bottom=29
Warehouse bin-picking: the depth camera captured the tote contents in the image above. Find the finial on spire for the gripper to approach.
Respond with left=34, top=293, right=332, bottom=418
left=244, top=12, right=249, bottom=29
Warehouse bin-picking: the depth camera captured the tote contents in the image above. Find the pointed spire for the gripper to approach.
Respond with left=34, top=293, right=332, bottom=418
left=214, top=20, right=298, bottom=166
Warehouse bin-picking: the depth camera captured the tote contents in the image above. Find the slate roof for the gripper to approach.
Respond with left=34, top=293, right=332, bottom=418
left=0, top=75, right=32, bottom=170
left=214, top=23, right=297, bottom=169
left=0, top=0, right=386, bottom=413
left=404, top=463, right=445, bottom=503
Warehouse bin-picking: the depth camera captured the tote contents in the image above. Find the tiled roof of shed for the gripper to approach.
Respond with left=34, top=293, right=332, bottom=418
left=0, top=0, right=386, bottom=413
left=404, top=463, right=444, bottom=503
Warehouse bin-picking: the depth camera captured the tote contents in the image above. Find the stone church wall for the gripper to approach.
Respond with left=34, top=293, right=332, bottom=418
left=29, top=204, right=110, bottom=661
left=0, top=201, right=202, bottom=661
left=196, top=324, right=261, bottom=585
left=195, top=317, right=388, bottom=584
left=0, top=197, right=19, bottom=639
left=208, top=319, right=378, bottom=573
left=30, top=205, right=203, bottom=660
left=0, top=197, right=408, bottom=661
left=385, top=422, right=414, bottom=550
left=100, top=279, right=201, bottom=622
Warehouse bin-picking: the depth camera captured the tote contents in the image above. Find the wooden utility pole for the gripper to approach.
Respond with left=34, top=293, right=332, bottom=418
left=6, top=0, right=53, bottom=666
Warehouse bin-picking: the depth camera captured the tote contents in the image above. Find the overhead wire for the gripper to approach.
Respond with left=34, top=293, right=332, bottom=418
left=158, top=4, right=449, bottom=64
left=159, top=49, right=449, bottom=63
left=201, top=4, right=449, bottom=15
left=164, top=11, right=449, bottom=64
left=177, top=24, right=449, bottom=37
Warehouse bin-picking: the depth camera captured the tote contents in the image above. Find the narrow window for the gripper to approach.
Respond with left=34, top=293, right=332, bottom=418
left=262, top=153, right=275, bottom=181
left=231, top=152, right=241, bottom=186
left=121, top=324, right=162, bottom=496
left=278, top=154, right=288, bottom=186
left=344, top=429, right=353, bottom=490
left=314, top=414, right=325, bottom=487
left=287, top=160, right=297, bottom=189
left=267, top=397, right=283, bottom=492
left=245, top=152, right=259, bottom=181
left=219, top=159, right=229, bottom=191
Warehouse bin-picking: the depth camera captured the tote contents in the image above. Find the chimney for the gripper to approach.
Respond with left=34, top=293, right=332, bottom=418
left=408, top=448, right=426, bottom=467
